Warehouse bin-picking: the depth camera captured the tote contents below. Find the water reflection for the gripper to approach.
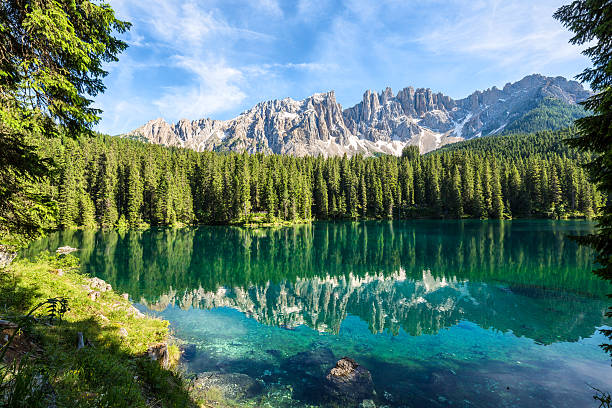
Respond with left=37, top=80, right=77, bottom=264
left=25, top=220, right=608, bottom=344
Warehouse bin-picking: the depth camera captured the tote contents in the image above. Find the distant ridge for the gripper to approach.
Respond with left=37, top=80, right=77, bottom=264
left=127, top=74, right=590, bottom=156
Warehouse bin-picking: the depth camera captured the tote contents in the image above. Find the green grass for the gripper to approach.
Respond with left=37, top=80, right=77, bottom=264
left=0, top=253, right=296, bottom=408
left=230, top=212, right=311, bottom=228
left=0, top=253, right=194, bottom=407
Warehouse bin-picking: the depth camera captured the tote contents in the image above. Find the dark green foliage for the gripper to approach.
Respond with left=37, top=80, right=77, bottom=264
left=0, top=0, right=129, bottom=241
left=554, top=0, right=612, bottom=355
left=436, top=126, right=588, bottom=159
left=503, top=97, right=587, bottom=134
left=33, top=127, right=599, bottom=227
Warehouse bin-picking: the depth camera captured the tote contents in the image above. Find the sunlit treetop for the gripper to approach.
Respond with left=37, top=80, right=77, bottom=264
left=0, top=0, right=130, bottom=136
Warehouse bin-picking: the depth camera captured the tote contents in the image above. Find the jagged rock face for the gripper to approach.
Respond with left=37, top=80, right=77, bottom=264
left=128, top=74, right=590, bottom=156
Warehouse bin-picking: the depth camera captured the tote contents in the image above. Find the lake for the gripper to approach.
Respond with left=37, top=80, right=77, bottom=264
left=25, top=220, right=612, bottom=407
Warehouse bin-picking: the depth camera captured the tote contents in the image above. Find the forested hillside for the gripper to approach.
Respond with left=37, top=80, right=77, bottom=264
left=31, top=126, right=601, bottom=230
left=435, top=127, right=585, bottom=159
left=501, top=98, right=587, bottom=134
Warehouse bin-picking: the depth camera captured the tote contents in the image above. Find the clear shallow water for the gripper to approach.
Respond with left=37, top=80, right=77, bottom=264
left=26, top=220, right=612, bottom=407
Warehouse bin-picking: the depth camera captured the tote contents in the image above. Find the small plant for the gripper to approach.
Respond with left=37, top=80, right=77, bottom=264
left=0, top=356, right=50, bottom=408
left=0, top=298, right=69, bottom=408
left=592, top=386, right=612, bottom=408
left=24, top=297, right=70, bottom=326
left=43, top=298, right=69, bottom=325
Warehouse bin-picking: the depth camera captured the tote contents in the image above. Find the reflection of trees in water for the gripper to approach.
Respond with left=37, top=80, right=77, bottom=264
left=24, top=221, right=608, bottom=342
left=141, top=268, right=608, bottom=344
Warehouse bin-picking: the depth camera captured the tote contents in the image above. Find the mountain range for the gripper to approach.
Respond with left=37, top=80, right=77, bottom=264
left=127, top=74, right=590, bottom=156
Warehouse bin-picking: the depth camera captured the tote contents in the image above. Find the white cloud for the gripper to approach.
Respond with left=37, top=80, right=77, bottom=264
left=96, top=97, right=156, bottom=135
left=97, top=0, right=589, bottom=134
left=253, top=62, right=339, bottom=73
left=415, top=0, right=586, bottom=72
left=154, top=57, right=247, bottom=120
left=255, top=0, right=283, bottom=17
left=104, top=0, right=277, bottom=123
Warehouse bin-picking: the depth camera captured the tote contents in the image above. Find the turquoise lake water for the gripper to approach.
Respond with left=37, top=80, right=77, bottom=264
left=26, top=220, right=612, bottom=407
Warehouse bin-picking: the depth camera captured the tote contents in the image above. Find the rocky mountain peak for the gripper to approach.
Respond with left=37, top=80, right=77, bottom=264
left=128, top=74, right=591, bottom=157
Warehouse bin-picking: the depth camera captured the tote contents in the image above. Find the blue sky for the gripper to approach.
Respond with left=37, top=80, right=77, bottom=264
left=96, top=0, right=590, bottom=135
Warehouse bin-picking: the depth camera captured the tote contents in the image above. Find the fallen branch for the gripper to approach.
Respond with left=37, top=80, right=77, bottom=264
left=0, top=319, right=18, bottom=329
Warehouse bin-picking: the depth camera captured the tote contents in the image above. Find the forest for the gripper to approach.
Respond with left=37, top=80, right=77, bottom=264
left=32, top=126, right=601, bottom=230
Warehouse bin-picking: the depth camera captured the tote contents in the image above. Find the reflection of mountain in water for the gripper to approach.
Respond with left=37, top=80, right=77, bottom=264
left=24, top=221, right=609, bottom=343
left=140, top=269, right=608, bottom=344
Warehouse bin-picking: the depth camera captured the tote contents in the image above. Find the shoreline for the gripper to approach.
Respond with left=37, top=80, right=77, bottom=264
left=0, top=251, right=197, bottom=407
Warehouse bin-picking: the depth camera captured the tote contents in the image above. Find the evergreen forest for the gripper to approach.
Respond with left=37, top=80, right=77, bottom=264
left=33, top=126, right=601, bottom=230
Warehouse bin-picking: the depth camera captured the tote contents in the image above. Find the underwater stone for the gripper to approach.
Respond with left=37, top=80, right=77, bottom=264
left=180, top=343, right=197, bottom=361
left=265, top=349, right=283, bottom=359
left=360, top=399, right=376, bottom=408
left=324, top=357, right=374, bottom=405
left=192, top=372, right=262, bottom=400
left=284, top=347, right=336, bottom=378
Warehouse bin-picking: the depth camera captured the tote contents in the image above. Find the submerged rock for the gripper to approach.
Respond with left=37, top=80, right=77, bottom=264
left=324, top=357, right=374, bottom=404
left=360, top=399, right=376, bottom=408
left=192, top=372, right=262, bottom=400
left=180, top=343, right=197, bottom=361
left=265, top=348, right=283, bottom=359
left=283, top=347, right=336, bottom=379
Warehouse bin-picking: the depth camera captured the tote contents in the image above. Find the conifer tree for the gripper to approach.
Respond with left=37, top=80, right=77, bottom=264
left=126, top=159, right=143, bottom=226
left=450, top=165, right=463, bottom=218
left=491, top=165, right=505, bottom=219
left=96, top=151, right=118, bottom=227
left=555, top=0, right=612, bottom=358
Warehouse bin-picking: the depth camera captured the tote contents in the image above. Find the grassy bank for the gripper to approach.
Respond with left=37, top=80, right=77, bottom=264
left=229, top=213, right=311, bottom=228
left=0, top=253, right=195, bottom=407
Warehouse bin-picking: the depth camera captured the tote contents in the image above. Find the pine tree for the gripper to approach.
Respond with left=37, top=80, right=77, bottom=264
left=58, top=154, right=79, bottom=228
left=474, top=169, right=486, bottom=219
left=312, top=166, right=327, bottom=218
left=461, top=158, right=475, bottom=215
left=78, top=192, right=96, bottom=228
left=450, top=165, right=463, bottom=218
left=373, top=176, right=384, bottom=218
left=238, top=155, right=251, bottom=220
left=263, top=173, right=276, bottom=220
left=359, top=172, right=368, bottom=218
left=555, top=0, right=612, bottom=357
left=491, top=164, right=505, bottom=219
left=126, top=159, right=143, bottom=226
left=482, top=161, right=493, bottom=217
left=508, top=164, right=522, bottom=216
left=550, top=166, right=563, bottom=208
left=96, top=151, right=119, bottom=227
